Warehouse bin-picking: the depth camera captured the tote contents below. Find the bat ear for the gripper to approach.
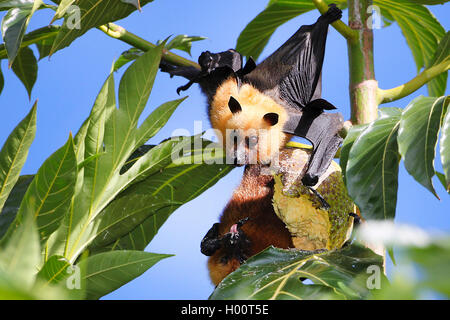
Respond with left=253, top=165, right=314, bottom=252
left=228, top=96, right=242, bottom=114
left=263, top=112, right=279, bottom=126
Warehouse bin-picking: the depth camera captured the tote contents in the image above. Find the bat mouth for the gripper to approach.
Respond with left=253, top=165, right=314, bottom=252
left=227, top=217, right=250, bottom=244
left=229, top=224, right=240, bottom=244
left=230, top=152, right=249, bottom=166
left=229, top=150, right=265, bottom=166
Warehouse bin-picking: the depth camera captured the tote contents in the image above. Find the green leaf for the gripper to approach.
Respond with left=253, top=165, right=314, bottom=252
left=83, top=73, right=115, bottom=162
left=165, top=35, right=207, bottom=56
left=407, top=240, right=450, bottom=297
left=117, top=43, right=161, bottom=137
left=16, top=134, right=77, bottom=240
left=0, top=274, right=74, bottom=299
left=105, top=43, right=162, bottom=167
left=0, top=247, right=77, bottom=299
left=398, top=96, right=448, bottom=199
left=374, top=0, right=446, bottom=96
left=0, top=278, right=35, bottom=299
left=0, top=102, right=36, bottom=213
left=47, top=45, right=189, bottom=263
left=50, top=0, right=76, bottom=23
left=77, top=250, right=171, bottom=300
left=210, top=244, right=384, bottom=300
left=113, top=48, right=143, bottom=71
left=49, top=0, right=154, bottom=55
left=379, top=106, right=403, bottom=118
left=235, top=0, right=345, bottom=59
left=388, top=246, right=396, bottom=266
left=11, top=46, right=37, bottom=98
left=76, top=152, right=104, bottom=170
left=90, top=142, right=232, bottom=251
left=407, top=0, right=449, bottom=5
left=89, top=200, right=177, bottom=250
left=0, top=25, right=60, bottom=60
left=357, top=221, right=450, bottom=299
left=1, top=0, right=42, bottom=66
left=73, top=118, right=89, bottom=162
left=34, top=29, right=58, bottom=60
left=427, top=31, right=449, bottom=70
left=120, top=0, right=141, bottom=11
left=0, top=175, right=33, bottom=239
left=37, top=255, right=71, bottom=285
left=136, top=97, right=187, bottom=147
left=346, top=108, right=402, bottom=220
left=435, top=172, right=448, bottom=193
left=440, top=105, right=450, bottom=191
left=0, top=0, right=34, bottom=10
left=46, top=74, right=116, bottom=261
left=0, top=213, right=39, bottom=289
left=83, top=136, right=208, bottom=251
left=426, top=32, right=449, bottom=97
left=340, top=124, right=369, bottom=185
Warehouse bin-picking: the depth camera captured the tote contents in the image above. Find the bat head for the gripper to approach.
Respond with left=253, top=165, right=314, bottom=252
left=210, top=78, right=292, bottom=165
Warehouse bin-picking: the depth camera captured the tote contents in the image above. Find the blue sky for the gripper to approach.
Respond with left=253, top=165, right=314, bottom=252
left=0, top=1, right=449, bottom=299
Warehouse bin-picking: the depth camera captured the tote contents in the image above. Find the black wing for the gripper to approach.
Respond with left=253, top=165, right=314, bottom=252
left=284, top=111, right=343, bottom=186
left=246, top=4, right=343, bottom=186
left=244, top=4, right=342, bottom=112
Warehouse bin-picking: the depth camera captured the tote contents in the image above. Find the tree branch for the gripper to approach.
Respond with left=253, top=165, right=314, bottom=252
left=377, top=60, right=450, bottom=104
left=312, top=0, right=358, bottom=43
left=347, top=0, right=378, bottom=125
left=0, top=23, right=200, bottom=70
left=97, top=23, right=200, bottom=70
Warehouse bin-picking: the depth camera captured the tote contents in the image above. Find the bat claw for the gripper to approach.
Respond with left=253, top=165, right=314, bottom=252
left=348, top=212, right=361, bottom=225
left=307, top=186, right=331, bottom=210
left=176, top=80, right=195, bottom=94
left=236, top=217, right=250, bottom=228
left=322, top=3, right=342, bottom=23
left=302, top=174, right=319, bottom=187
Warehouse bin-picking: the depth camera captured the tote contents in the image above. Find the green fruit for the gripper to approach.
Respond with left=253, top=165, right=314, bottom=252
left=272, top=147, right=355, bottom=250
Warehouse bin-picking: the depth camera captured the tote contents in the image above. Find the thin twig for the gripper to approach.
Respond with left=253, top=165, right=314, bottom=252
left=97, top=23, right=200, bottom=69
left=377, top=60, right=450, bottom=104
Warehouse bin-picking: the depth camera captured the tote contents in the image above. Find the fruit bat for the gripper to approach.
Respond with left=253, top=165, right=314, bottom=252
left=160, top=4, right=344, bottom=186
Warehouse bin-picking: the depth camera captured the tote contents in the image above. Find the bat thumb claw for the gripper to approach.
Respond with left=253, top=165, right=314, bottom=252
left=302, top=174, right=319, bottom=187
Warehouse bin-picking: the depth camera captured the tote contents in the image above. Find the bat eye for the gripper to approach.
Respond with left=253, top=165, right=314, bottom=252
left=245, top=136, right=258, bottom=149
left=228, top=96, right=242, bottom=114
left=263, top=112, right=279, bottom=126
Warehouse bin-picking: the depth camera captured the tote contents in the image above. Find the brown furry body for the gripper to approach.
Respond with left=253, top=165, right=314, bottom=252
left=208, top=165, right=293, bottom=285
